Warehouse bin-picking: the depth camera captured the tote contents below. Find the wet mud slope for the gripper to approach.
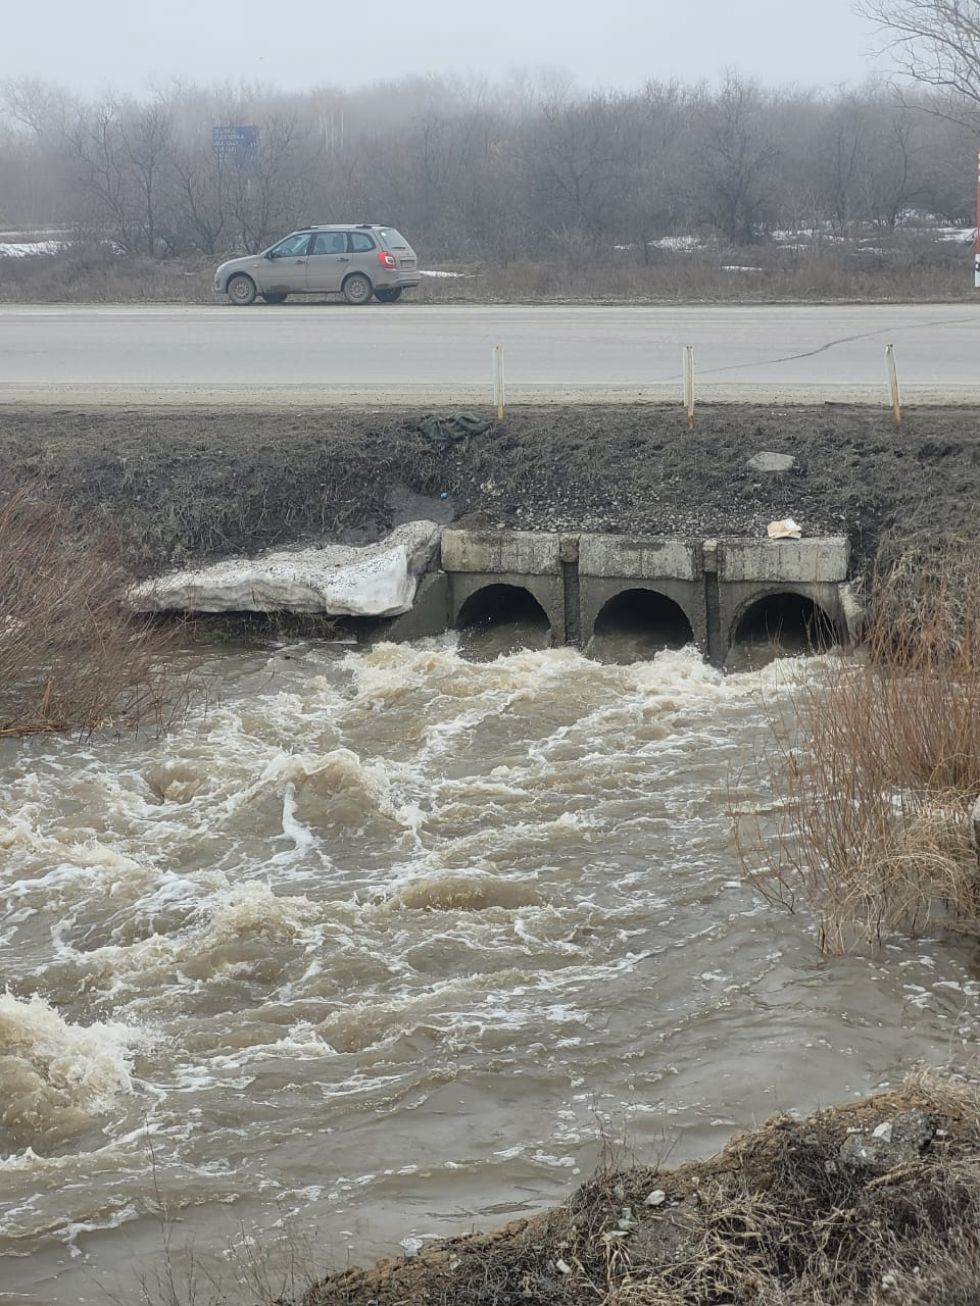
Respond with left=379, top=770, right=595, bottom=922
left=1, top=403, right=978, bottom=578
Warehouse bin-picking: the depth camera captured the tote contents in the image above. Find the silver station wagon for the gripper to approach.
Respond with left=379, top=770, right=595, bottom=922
left=213, top=224, right=421, bottom=306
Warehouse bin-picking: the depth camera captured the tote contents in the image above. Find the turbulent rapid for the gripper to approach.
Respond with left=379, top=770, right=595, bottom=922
left=2, top=639, right=978, bottom=1305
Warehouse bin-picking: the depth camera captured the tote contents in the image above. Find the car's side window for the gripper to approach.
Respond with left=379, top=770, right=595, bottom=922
left=348, top=232, right=376, bottom=253
left=311, top=231, right=348, bottom=255
left=270, top=233, right=311, bottom=257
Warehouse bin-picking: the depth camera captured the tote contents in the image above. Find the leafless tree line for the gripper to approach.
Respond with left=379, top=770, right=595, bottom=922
left=0, top=69, right=977, bottom=262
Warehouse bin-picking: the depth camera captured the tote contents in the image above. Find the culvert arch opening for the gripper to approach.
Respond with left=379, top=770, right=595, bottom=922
left=590, top=589, right=694, bottom=664
left=729, top=592, right=837, bottom=669
left=456, top=584, right=551, bottom=659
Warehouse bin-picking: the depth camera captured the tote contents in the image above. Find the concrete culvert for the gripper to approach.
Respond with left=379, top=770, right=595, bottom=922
left=590, top=589, right=694, bottom=664
left=729, top=592, right=837, bottom=670
left=456, top=584, right=551, bottom=660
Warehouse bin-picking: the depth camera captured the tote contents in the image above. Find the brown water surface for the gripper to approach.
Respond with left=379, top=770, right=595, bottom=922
left=1, top=639, right=976, bottom=1304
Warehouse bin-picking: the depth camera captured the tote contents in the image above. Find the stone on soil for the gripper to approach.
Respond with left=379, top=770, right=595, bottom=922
left=839, top=1108, right=936, bottom=1175
left=746, top=452, right=796, bottom=473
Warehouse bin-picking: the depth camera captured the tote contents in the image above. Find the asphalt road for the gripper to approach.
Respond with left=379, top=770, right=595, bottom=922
left=1, top=302, right=978, bottom=404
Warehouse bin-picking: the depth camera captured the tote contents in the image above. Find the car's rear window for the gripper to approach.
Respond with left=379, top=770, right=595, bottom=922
left=379, top=228, right=409, bottom=250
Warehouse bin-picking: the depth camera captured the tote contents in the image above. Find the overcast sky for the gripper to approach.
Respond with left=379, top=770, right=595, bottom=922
left=5, top=0, right=887, bottom=95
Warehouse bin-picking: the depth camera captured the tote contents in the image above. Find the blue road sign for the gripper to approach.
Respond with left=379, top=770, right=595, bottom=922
left=212, top=126, right=258, bottom=170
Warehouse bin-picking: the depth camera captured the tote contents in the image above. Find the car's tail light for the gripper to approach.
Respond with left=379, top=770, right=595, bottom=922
left=377, top=250, right=397, bottom=269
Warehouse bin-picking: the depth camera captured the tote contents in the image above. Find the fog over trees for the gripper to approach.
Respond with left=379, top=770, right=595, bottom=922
left=0, top=70, right=977, bottom=260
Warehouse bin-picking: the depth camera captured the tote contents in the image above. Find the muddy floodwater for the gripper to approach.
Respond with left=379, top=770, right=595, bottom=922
left=2, top=638, right=979, bottom=1305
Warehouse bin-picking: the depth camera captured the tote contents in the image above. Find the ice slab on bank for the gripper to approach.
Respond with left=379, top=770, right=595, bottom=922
left=130, top=521, right=441, bottom=617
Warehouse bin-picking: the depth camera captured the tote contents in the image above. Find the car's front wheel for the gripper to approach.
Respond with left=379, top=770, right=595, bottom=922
left=342, top=273, right=373, bottom=306
left=261, top=293, right=288, bottom=305
left=374, top=288, right=402, bottom=304
left=226, top=274, right=257, bottom=306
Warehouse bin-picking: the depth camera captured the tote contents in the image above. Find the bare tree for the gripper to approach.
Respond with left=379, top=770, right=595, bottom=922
left=857, top=1, right=980, bottom=107
left=527, top=93, right=634, bottom=249
left=169, top=139, right=228, bottom=256
left=861, top=101, right=923, bottom=227
left=0, top=77, right=72, bottom=136
left=622, top=84, right=690, bottom=263
left=0, top=80, right=75, bottom=228
left=118, top=101, right=172, bottom=255
left=696, top=73, right=780, bottom=244
left=818, top=94, right=869, bottom=236
left=65, top=101, right=136, bottom=249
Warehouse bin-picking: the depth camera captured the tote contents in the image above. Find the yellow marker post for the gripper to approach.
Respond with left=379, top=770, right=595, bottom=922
left=885, top=343, right=901, bottom=427
left=493, top=345, right=505, bottom=422
left=684, top=345, right=695, bottom=429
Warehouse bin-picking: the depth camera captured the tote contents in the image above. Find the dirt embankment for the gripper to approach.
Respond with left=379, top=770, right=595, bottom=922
left=1, top=404, right=978, bottom=581
left=305, top=1075, right=980, bottom=1306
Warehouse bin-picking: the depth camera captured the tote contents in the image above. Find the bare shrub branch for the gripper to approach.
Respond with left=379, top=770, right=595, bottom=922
left=735, top=541, right=980, bottom=952
left=857, top=0, right=980, bottom=105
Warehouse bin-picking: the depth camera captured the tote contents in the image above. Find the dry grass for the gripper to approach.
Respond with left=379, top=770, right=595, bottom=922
left=0, top=245, right=209, bottom=303
left=0, top=234, right=971, bottom=305
left=735, top=540, right=980, bottom=952
left=416, top=239, right=973, bottom=305
left=0, top=488, right=183, bottom=735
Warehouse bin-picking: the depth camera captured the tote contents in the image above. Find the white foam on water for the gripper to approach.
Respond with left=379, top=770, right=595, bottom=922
left=0, top=994, right=140, bottom=1155
left=279, top=783, right=318, bottom=857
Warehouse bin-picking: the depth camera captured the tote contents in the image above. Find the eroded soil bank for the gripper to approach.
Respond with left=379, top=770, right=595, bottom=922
left=1, top=403, right=978, bottom=580
left=305, top=1075, right=980, bottom=1306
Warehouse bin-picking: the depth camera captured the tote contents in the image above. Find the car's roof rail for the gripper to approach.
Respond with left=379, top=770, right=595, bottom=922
left=300, top=222, right=381, bottom=230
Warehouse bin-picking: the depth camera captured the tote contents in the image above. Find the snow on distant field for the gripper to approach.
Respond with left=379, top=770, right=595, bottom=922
left=650, top=235, right=705, bottom=252
left=0, top=240, right=67, bottom=258
left=419, top=268, right=467, bottom=278
left=936, top=227, right=977, bottom=243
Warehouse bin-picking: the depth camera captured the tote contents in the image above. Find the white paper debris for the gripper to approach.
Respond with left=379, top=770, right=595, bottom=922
left=767, top=518, right=803, bottom=540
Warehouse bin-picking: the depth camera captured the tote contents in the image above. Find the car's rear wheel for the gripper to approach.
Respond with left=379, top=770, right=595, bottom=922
left=374, top=288, right=402, bottom=304
left=261, top=293, right=288, bottom=305
left=342, top=273, right=373, bottom=306
left=227, top=274, right=257, bottom=306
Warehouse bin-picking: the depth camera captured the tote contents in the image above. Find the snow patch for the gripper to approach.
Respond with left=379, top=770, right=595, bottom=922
left=129, top=521, right=441, bottom=617
left=0, top=241, right=67, bottom=258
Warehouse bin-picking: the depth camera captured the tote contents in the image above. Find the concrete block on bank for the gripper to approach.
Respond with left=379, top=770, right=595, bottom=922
left=578, top=535, right=700, bottom=581
left=440, top=530, right=561, bottom=575
left=718, top=537, right=849, bottom=583
left=379, top=571, right=451, bottom=643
